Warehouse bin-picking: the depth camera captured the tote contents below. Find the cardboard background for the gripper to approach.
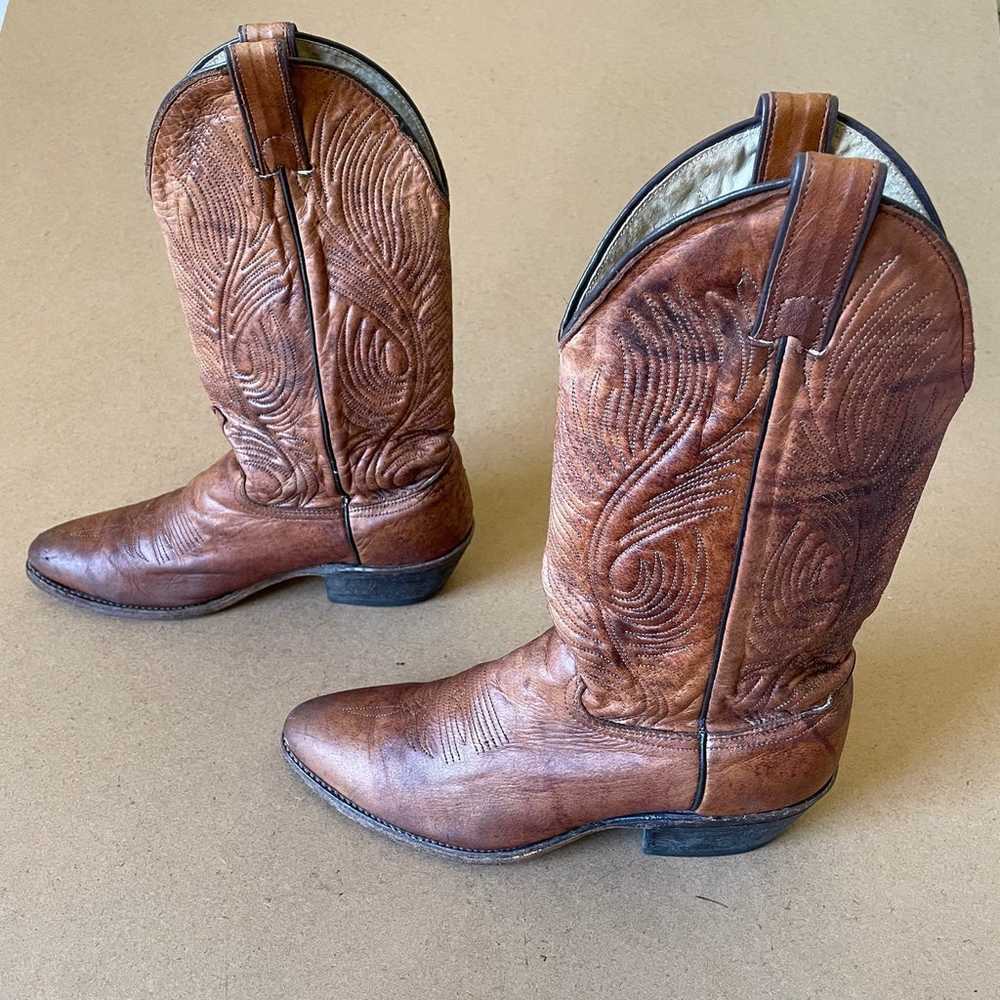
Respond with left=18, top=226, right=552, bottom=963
left=1, top=1, right=998, bottom=996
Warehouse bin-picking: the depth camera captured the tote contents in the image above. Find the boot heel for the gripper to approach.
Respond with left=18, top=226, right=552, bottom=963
left=321, top=537, right=469, bottom=607
left=641, top=814, right=800, bottom=857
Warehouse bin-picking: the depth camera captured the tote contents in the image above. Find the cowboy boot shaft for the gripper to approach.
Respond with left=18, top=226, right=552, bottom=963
left=544, top=95, right=972, bottom=745
left=147, top=22, right=462, bottom=517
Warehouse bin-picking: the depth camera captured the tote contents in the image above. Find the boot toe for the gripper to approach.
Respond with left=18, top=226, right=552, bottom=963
left=282, top=694, right=343, bottom=780
left=282, top=685, right=416, bottom=822
left=27, top=520, right=100, bottom=596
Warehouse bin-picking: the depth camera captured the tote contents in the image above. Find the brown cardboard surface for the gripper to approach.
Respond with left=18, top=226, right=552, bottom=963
left=1, top=2, right=998, bottom=997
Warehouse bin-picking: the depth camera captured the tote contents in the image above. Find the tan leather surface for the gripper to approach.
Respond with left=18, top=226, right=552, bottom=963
left=148, top=60, right=460, bottom=514
left=289, top=98, right=973, bottom=845
left=239, top=21, right=296, bottom=45
left=27, top=454, right=355, bottom=608
left=709, top=201, right=973, bottom=728
left=288, top=66, right=458, bottom=505
left=150, top=70, right=339, bottom=509
left=26, top=24, right=471, bottom=610
left=755, top=152, right=886, bottom=351
left=545, top=189, right=787, bottom=731
left=227, top=36, right=310, bottom=175
left=700, top=673, right=854, bottom=815
left=755, top=91, right=836, bottom=181
left=284, top=629, right=701, bottom=850
left=351, top=443, right=473, bottom=566
left=284, top=627, right=854, bottom=849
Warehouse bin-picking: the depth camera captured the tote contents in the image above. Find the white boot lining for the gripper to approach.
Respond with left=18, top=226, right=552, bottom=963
left=581, top=121, right=933, bottom=305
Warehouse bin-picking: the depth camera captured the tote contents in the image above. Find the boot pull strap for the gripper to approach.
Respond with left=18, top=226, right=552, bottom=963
left=239, top=21, right=297, bottom=46
left=753, top=91, right=838, bottom=182
left=753, top=151, right=887, bottom=352
left=226, top=24, right=311, bottom=177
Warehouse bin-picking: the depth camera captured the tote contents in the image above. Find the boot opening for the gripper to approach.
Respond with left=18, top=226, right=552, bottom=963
left=189, top=32, right=447, bottom=193
left=564, top=112, right=941, bottom=330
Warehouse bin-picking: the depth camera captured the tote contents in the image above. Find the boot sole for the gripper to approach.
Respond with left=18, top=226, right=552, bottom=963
left=282, top=737, right=835, bottom=864
left=24, top=531, right=471, bottom=621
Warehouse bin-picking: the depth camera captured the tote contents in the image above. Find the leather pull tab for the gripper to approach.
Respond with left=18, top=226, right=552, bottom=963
left=239, top=21, right=297, bottom=47
left=753, top=152, right=887, bottom=352
left=753, top=92, right=838, bottom=182
left=226, top=31, right=310, bottom=177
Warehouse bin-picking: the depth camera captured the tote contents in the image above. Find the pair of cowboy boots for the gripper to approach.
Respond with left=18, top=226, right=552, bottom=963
left=27, top=24, right=973, bottom=861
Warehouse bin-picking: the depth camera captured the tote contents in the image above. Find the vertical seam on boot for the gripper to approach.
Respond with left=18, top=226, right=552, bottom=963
left=690, top=336, right=788, bottom=811
left=277, top=167, right=362, bottom=565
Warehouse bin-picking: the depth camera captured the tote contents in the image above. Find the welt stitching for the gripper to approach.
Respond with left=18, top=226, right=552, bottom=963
left=27, top=564, right=208, bottom=612
left=286, top=742, right=828, bottom=856
left=286, top=744, right=503, bottom=853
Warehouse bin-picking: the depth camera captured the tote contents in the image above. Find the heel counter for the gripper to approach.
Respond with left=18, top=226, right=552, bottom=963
left=348, top=445, right=473, bottom=567
left=699, top=676, right=853, bottom=816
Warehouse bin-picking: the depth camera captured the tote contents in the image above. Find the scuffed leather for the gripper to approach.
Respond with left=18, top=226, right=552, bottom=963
left=284, top=628, right=855, bottom=848
left=755, top=91, right=836, bottom=182
left=701, top=672, right=854, bottom=815
left=351, top=443, right=473, bottom=567
left=288, top=97, right=973, bottom=847
left=28, top=454, right=354, bottom=608
left=545, top=190, right=787, bottom=731
left=27, top=23, right=471, bottom=610
left=285, top=630, right=700, bottom=851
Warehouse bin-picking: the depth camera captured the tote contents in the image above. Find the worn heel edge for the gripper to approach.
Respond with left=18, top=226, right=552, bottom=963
left=641, top=813, right=800, bottom=857
left=322, top=533, right=471, bottom=607
left=640, top=775, right=835, bottom=857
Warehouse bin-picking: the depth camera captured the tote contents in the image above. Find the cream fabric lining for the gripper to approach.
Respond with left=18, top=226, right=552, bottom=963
left=582, top=121, right=932, bottom=302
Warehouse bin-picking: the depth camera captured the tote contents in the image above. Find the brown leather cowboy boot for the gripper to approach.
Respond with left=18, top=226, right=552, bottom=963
left=283, top=93, right=973, bottom=860
left=26, top=23, right=472, bottom=619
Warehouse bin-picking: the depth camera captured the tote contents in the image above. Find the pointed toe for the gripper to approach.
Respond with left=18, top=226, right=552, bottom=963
left=282, top=683, right=427, bottom=834
left=26, top=520, right=95, bottom=595
left=282, top=694, right=341, bottom=776
left=282, top=691, right=377, bottom=809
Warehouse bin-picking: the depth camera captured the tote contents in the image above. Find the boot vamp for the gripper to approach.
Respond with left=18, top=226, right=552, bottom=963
left=283, top=629, right=700, bottom=852
left=27, top=453, right=354, bottom=608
